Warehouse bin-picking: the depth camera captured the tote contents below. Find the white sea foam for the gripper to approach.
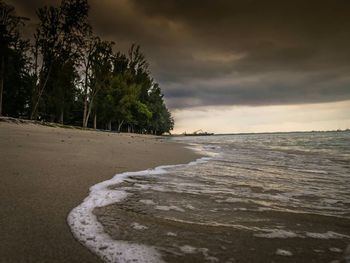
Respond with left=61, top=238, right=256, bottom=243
left=254, top=229, right=300, bottom=239
left=176, top=245, right=219, bottom=263
left=179, top=245, right=197, bottom=254
left=276, top=249, right=293, bottom=256
left=166, top=232, right=177, bottom=236
left=216, top=197, right=248, bottom=203
left=184, top=204, right=196, bottom=210
left=254, top=229, right=350, bottom=240
left=155, top=205, right=185, bottom=212
left=67, top=169, right=165, bottom=263
left=329, top=247, right=342, bottom=253
left=291, top=168, right=329, bottom=175
left=67, top=155, right=212, bottom=263
left=131, top=222, right=148, bottom=230
left=150, top=185, right=168, bottom=192
left=305, top=231, right=350, bottom=239
left=198, top=248, right=219, bottom=262
left=185, top=143, right=220, bottom=158
left=257, top=207, right=273, bottom=212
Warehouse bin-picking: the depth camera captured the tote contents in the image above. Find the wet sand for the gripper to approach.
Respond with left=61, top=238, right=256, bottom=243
left=0, top=119, right=199, bottom=263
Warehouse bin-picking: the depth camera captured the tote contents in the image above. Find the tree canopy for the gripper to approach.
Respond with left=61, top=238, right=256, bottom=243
left=0, top=0, right=174, bottom=135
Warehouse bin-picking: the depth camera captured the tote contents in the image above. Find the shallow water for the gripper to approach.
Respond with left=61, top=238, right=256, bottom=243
left=70, top=131, right=350, bottom=262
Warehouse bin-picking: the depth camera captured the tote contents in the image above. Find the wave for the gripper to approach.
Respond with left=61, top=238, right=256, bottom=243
left=67, top=151, right=213, bottom=263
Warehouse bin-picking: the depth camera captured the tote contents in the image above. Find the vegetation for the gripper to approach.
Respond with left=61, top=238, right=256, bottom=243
left=0, top=0, right=174, bottom=135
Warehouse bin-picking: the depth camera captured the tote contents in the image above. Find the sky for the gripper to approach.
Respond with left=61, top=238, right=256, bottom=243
left=9, top=0, right=350, bottom=133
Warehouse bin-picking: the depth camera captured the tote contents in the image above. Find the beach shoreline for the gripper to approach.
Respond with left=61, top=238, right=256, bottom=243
left=0, top=120, right=200, bottom=263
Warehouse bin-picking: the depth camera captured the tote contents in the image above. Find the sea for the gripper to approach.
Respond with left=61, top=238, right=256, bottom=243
left=68, top=131, right=350, bottom=263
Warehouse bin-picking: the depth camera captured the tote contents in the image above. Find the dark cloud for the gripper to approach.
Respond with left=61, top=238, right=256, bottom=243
left=8, top=0, right=350, bottom=109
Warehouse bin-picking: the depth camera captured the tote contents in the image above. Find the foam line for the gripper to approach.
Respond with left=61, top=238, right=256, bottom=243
left=67, top=152, right=213, bottom=263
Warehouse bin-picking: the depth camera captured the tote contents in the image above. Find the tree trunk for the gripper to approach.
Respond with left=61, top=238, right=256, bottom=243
left=84, top=97, right=93, bottom=128
left=82, top=42, right=96, bottom=128
left=0, top=55, right=4, bottom=116
left=93, top=112, right=97, bottom=129
left=31, top=64, right=52, bottom=120
left=108, top=120, right=112, bottom=131
left=84, top=87, right=98, bottom=128
left=83, top=97, right=88, bottom=128
left=82, top=62, right=89, bottom=128
left=59, top=109, right=64, bottom=124
left=117, top=120, right=124, bottom=133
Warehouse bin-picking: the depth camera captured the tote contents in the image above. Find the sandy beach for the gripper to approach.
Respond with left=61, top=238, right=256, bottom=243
left=0, top=119, right=199, bottom=263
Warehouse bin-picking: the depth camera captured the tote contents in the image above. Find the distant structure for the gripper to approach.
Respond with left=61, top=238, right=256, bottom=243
left=183, top=129, right=214, bottom=136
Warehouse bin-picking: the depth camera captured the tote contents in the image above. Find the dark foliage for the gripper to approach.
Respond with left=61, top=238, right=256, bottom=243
left=0, top=0, right=174, bottom=134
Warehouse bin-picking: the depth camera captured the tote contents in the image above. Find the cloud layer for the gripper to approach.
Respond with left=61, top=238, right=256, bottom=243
left=10, top=0, right=350, bottom=109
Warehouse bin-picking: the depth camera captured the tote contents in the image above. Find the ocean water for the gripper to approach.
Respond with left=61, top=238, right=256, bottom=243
left=68, top=131, right=350, bottom=263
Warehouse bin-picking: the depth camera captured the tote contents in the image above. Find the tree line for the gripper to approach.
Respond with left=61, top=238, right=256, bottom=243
left=0, top=0, right=174, bottom=135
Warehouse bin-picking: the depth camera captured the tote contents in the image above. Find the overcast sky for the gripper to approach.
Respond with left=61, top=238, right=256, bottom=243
left=9, top=0, right=350, bottom=133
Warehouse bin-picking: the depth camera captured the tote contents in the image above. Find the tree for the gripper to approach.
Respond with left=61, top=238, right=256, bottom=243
left=31, top=0, right=90, bottom=122
left=94, top=69, right=133, bottom=131
left=1, top=1, right=175, bottom=134
left=127, top=44, right=152, bottom=103
left=0, top=1, right=28, bottom=116
left=81, top=32, right=96, bottom=127
left=147, top=83, right=174, bottom=134
left=2, top=36, right=33, bottom=117
left=82, top=37, right=113, bottom=128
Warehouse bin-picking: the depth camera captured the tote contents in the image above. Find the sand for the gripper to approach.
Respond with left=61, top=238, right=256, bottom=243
left=0, top=119, right=199, bottom=263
